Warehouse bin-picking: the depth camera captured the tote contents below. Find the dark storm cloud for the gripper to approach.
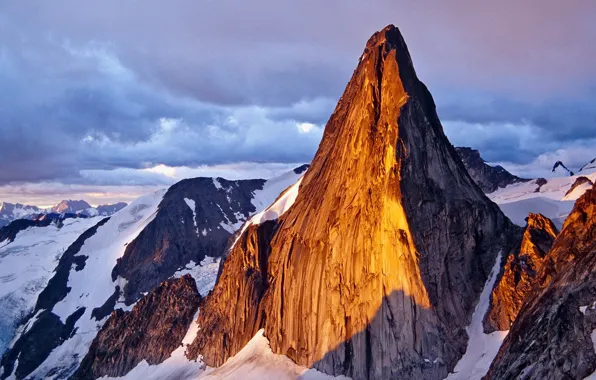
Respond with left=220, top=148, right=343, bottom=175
left=436, top=89, right=596, bottom=164
left=0, top=0, right=595, bottom=187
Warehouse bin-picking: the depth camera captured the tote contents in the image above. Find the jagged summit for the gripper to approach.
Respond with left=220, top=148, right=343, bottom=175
left=51, top=200, right=92, bottom=214
left=188, top=24, right=515, bottom=380
left=552, top=160, right=574, bottom=176
left=455, top=147, right=529, bottom=193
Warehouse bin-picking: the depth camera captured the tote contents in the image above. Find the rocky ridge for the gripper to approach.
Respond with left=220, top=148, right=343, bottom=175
left=565, top=176, right=594, bottom=197
left=579, top=158, right=596, bottom=174
left=455, top=147, right=529, bottom=193
left=0, top=200, right=127, bottom=228
left=552, top=160, right=575, bottom=176
left=0, top=169, right=304, bottom=379
left=111, top=177, right=265, bottom=304
left=483, top=213, right=558, bottom=333
left=485, top=182, right=596, bottom=379
left=71, top=275, right=201, bottom=380
left=0, top=213, right=86, bottom=243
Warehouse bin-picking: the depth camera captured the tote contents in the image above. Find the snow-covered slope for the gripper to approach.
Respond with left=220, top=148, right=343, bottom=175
left=3, top=190, right=166, bottom=380
left=0, top=217, right=99, bottom=356
left=101, top=181, right=347, bottom=380
left=489, top=171, right=596, bottom=227
left=579, top=158, right=596, bottom=175
left=0, top=201, right=127, bottom=228
left=446, top=252, right=508, bottom=380
left=197, top=330, right=349, bottom=380
left=0, top=203, right=41, bottom=227
left=1, top=167, right=308, bottom=379
left=94, top=171, right=309, bottom=380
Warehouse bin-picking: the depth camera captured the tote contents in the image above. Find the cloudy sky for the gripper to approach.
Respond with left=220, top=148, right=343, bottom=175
left=0, top=1, right=595, bottom=206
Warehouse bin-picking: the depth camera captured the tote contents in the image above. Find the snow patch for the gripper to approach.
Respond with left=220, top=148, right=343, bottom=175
left=184, top=198, right=199, bottom=235
left=85, top=207, right=99, bottom=217
left=564, top=181, right=593, bottom=201
left=489, top=171, right=596, bottom=227
left=199, top=329, right=349, bottom=380
left=26, top=188, right=167, bottom=379
left=172, top=256, right=220, bottom=297
left=252, top=177, right=302, bottom=225
left=446, top=251, right=508, bottom=380
left=580, top=302, right=596, bottom=315
left=230, top=176, right=303, bottom=251
left=251, top=169, right=305, bottom=212
left=496, top=197, right=574, bottom=228
left=213, top=178, right=223, bottom=190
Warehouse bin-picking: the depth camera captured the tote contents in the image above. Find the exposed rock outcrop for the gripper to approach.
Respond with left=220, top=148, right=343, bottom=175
left=0, top=213, right=82, bottom=243
left=455, top=147, right=529, bottom=193
left=293, top=164, right=309, bottom=174
left=96, top=202, right=128, bottom=216
left=485, top=183, right=596, bottom=379
left=565, top=176, right=593, bottom=197
left=71, top=275, right=200, bottom=380
left=579, top=158, right=596, bottom=174
left=483, top=213, right=558, bottom=332
left=188, top=24, right=516, bottom=380
left=534, top=178, right=548, bottom=193
left=111, top=177, right=265, bottom=304
left=552, top=160, right=574, bottom=176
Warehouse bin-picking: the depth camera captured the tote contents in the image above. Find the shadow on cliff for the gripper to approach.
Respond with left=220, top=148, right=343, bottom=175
left=301, top=290, right=462, bottom=380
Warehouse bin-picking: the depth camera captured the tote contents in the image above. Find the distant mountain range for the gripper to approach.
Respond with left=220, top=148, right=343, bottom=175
left=552, top=157, right=596, bottom=176
left=455, top=147, right=596, bottom=193
left=0, top=200, right=127, bottom=227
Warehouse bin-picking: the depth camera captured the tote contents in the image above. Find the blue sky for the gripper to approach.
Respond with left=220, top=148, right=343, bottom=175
left=0, top=0, right=595, bottom=205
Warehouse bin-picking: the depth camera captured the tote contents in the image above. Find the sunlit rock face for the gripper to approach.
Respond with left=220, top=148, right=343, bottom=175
left=483, top=213, right=558, bottom=333
left=188, top=24, right=516, bottom=380
left=486, top=183, right=596, bottom=379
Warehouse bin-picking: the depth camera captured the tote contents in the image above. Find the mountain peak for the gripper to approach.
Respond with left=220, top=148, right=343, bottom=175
left=455, top=146, right=529, bottom=193
left=188, top=25, right=514, bottom=379
left=365, top=24, right=402, bottom=47
left=52, top=200, right=92, bottom=214
left=552, top=160, right=574, bottom=176
left=358, top=24, right=419, bottom=94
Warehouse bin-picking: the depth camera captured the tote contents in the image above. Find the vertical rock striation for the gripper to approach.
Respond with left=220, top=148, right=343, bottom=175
left=188, top=24, right=515, bottom=380
left=486, top=183, right=596, bottom=379
left=483, top=213, right=558, bottom=332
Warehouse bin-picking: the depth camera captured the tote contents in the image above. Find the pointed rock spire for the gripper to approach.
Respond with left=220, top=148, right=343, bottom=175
left=187, top=24, right=516, bottom=380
